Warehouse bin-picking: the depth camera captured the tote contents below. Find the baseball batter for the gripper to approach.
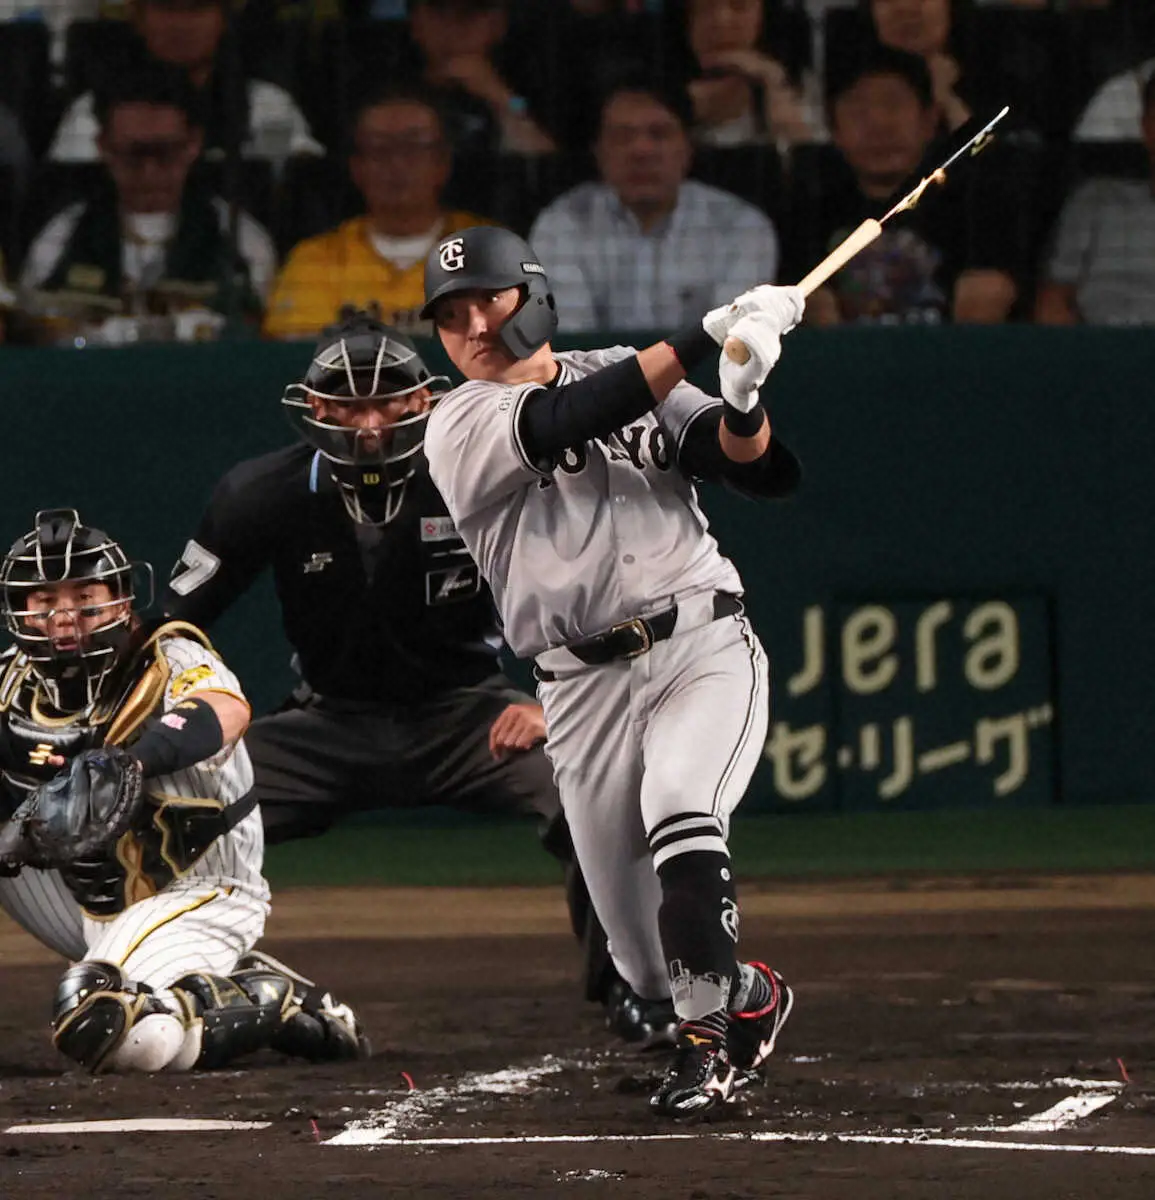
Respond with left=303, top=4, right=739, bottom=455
left=420, top=226, right=802, bottom=1117
left=0, top=509, right=365, bottom=1073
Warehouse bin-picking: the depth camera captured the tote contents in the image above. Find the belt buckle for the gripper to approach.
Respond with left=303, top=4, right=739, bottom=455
left=611, top=617, right=653, bottom=659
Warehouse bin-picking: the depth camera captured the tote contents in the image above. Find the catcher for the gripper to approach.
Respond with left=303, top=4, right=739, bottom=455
left=0, top=508, right=367, bottom=1073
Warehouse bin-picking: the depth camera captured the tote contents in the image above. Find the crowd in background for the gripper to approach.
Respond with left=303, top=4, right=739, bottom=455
left=1, top=0, right=1154, bottom=344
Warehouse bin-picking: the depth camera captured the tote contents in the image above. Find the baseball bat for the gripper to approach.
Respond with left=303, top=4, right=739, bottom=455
left=717, top=106, right=1010, bottom=366
left=722, top=218, right=882, bottom=365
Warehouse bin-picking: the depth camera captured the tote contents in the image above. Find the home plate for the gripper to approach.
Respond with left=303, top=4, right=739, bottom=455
left=4, top=1117, right=271, bottom=1134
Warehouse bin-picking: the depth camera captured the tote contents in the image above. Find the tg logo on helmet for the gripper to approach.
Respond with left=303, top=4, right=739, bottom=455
left=439, top=238, right=465, bottom=272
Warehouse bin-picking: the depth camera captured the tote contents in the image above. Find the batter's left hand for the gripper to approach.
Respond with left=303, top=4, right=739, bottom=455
left=489, top=703, right=547, bottom=760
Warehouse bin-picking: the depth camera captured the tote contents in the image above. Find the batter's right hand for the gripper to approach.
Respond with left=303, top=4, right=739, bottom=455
left=703, top=284, right=805, bottom=346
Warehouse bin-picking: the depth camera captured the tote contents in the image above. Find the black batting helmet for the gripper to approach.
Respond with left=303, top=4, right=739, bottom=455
left=0, top=509, right=148, bottom=711
left=282, top=310, right=449, bottom=525
left=420, top=226, right=558, bottom=359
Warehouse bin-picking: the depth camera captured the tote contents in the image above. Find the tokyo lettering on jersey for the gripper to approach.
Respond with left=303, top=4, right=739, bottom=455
left=424, top=346, right=744, bottom=658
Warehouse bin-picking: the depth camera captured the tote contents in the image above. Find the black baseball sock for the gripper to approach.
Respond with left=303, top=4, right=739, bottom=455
left=653, top=842, right=740, bottom=1022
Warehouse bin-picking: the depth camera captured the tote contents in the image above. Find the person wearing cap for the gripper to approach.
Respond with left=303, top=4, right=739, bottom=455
left=528, top=76, right=780, bottom=333
left=48, top=0, right=320, bottom=164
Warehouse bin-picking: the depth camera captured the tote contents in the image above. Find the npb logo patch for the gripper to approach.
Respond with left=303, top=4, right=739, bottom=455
left=439, top=238, right=465, bottom=272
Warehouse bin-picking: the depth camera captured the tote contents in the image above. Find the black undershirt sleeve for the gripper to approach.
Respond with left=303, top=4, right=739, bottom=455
left=677, top=407, right=802, bottom=499
left=518, top=354, right=657, bottom=463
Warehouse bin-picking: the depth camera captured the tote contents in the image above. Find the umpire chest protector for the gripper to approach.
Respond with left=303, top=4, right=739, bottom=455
left=0, top=621, right=249, bottom=916
left=168, top=443, right=503, bottom=705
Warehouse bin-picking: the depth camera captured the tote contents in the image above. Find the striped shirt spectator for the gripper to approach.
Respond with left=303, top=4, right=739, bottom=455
left=528, top=80, right=779, bottom=333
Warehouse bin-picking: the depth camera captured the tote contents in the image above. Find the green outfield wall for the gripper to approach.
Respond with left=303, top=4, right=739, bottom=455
left=4, top=327, right=1153, bottom=814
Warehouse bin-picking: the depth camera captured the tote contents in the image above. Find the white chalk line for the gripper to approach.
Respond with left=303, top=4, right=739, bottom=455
left=963, top=1091, right=1120, bottom=1133
left=331, top=1056, right=574, bottom=1142
left=326, top=1130, right=1155, bottom=1156
left=5, top=1117, right=271, bottom=1134
left=325, top=1052, right=1139, bottom=1155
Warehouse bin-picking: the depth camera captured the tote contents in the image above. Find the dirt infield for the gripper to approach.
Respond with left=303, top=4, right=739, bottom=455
left=3, top=874, right=1155, bottom=1199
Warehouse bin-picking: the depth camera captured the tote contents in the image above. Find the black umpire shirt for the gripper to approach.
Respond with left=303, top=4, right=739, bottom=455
left=166, top=444, right=503, bottom=705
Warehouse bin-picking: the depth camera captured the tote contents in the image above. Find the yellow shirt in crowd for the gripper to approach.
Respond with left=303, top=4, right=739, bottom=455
left=263, top=211, right=492, bottom=339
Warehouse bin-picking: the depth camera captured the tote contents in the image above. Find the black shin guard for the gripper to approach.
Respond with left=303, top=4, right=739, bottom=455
left=171, top=970, right=294, bottom=1069
left=654, top=845, right=740, bottom=1020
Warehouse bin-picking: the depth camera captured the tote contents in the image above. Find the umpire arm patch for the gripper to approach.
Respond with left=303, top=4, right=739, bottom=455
left=425, top=563, right=481, bottom=606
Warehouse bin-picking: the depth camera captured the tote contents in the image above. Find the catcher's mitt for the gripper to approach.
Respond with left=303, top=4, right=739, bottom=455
left=9, top=748, right=145, bottom=869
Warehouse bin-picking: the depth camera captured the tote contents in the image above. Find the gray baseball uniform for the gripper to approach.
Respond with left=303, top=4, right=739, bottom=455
left=425, top=347, right=770, bottom=1003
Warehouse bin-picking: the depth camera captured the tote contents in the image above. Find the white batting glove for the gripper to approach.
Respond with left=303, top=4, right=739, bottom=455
left=702, top=284, right=806, bottom=346
left=718, top=311, right=784, bottom=412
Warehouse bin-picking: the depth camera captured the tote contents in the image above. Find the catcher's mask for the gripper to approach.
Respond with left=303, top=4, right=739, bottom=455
left=0, top=509, right=153, bottom=712
left=282, top=314, right=449, bottom=526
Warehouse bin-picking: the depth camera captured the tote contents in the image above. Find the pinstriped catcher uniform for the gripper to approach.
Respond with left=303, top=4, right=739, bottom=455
left=0, top=510, right=367, bottom=1074
left=0, top=630, right=268, bottom=980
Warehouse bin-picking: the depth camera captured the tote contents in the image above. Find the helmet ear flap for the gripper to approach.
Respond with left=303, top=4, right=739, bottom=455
left=421, top=226, right=557, bottom=358
left=500, top=283, right=558, bottom=360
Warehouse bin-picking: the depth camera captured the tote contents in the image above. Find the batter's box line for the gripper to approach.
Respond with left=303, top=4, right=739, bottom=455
left=327, top=1067, right=1133, bottom=1150
left=325, top=1130, right=1155, bottom=1157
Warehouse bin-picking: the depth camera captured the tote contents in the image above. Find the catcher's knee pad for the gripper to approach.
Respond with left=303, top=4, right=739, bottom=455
left=170, top=969, right=294, bottom=1070
left=52, top=961, right=188, bottom=1073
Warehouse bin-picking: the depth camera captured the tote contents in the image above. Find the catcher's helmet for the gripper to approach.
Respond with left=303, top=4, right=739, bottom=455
left=0, top=509, right=149, bottom=711
left=420, top=226, right=558, bottom=359
left=282, top=311, right=449, bottom=525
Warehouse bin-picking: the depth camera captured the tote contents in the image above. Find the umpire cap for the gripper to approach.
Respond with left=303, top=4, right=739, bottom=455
left=421, top=226, right=558, bottom=359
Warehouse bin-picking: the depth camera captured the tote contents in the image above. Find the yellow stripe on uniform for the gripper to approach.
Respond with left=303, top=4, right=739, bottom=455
left=114, top=888, right=226, bottom=965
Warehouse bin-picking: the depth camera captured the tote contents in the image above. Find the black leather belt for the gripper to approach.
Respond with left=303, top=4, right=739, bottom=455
left=536, top=592, right=743, bottom=680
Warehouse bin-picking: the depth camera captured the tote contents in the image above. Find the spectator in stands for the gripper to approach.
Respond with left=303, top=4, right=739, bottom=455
left=0, top=251, right=13, bottom=342
left=48, top=0, right=320, bottom=163
left=0, top=102, right=29, bottom=192
left=4, top=0, right=103, bottom=70
left=680, top=0, right=823, bottom=147
left=1037, top=72, right=1155, bottom=325
left=20, top=63, right=275, bottom=332
left=528, top=78, right=779, bottom=332
left=862, top=0, right=973, bottom=132
left=405, top=0, right=556, bottom=154
left=264, top=86, right=492, bottom=339
left=789, top=46, right=1016, bottom=326
left=1074, top=61, right=1155, bottom=145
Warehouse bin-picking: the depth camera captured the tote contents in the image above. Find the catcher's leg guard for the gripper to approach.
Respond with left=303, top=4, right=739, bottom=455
left=52, top=961, right=187, bottom=1073
left=170, top=969, right=295, bottom=1069
left=234, top=949, right=370, bottom=1061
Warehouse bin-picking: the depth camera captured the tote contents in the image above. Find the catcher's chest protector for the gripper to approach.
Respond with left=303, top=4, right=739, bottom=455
left=0, top=626, right=233, bottom=916
left=0, top=657, right=108, bottom=815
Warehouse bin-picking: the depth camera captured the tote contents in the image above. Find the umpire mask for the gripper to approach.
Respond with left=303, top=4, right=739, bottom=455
left=282, top=315, right=449, bottom=526
left=0, top=509, right=150, bottom=713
